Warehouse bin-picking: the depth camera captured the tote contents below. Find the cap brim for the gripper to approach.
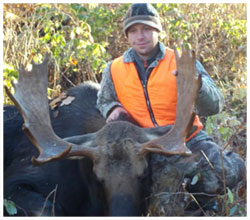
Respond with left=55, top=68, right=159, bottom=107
left=123, top=20, right=162, bottom=34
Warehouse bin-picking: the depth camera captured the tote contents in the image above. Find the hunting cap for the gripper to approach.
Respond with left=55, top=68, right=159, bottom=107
left=123, top=3, right=162, bottom=36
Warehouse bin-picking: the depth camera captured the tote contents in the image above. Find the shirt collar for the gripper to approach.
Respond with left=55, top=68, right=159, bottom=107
left=123, top=42, right=166, bottom=64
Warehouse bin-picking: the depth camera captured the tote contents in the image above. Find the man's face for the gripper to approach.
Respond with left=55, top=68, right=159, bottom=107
left=127, top=23, right=159, bottom=58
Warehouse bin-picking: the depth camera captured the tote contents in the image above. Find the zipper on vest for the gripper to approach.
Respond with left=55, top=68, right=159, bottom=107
left=141, top=80, right=159, bottom=127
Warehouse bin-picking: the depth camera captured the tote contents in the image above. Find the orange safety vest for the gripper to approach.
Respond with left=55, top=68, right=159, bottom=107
left=111, top=47, right=203, bottom=140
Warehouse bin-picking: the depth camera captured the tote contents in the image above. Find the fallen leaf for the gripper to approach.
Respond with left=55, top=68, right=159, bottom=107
left=227, top=187, right=234, bottom=204
left=60, top=96, right=75, bottom=107
left=4, top=199, right=17, bottom=215
left=53, top=110, right=59, bottom=118
left=49, top=92, right=67, bottom=110
left=237, top=182, right=246, bottom=198
left=70, top=57, right=78, bottom=66
left=190, top=174, right=199, bottom=185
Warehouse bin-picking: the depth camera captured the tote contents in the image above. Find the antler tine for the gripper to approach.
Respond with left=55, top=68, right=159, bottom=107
left=5, top=54, right=74, bottom=165
left=139, top=46, right=201, bottom=157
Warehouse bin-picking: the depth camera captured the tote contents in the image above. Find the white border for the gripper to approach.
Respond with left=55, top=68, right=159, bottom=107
left=1, top=1, right=248, bottom=220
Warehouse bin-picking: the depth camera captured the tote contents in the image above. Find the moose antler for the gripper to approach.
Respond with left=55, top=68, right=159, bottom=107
left=4, top=54, right=97, bottom=165
left=4, top=54, right=72, bottom=164
left=139, top=47, right=201, bottom=156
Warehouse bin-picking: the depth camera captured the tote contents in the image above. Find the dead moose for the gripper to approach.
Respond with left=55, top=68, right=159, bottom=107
left=5, top=48, right=201, bottom=216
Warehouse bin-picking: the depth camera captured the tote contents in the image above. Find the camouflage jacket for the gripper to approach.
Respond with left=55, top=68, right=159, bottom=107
left=96, top=42, right=225, bottom=142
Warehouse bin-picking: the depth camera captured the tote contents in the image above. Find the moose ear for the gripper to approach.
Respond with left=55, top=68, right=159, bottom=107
left=142, top=125, right=172, bottom=142
left=64, top=133, right=97, bottom=146
left=63, top=133, right=99, bottom=160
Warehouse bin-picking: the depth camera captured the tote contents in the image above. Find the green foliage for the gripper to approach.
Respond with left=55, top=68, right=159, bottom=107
left=216, top=187, right=246, bottom=216
left=3, top=63, right=18, bottom=104
left=206, top=112, right=241, bottom=145
left=3, top=3, right=112, bottom=94
left=4, top=199, right=17, bottom=215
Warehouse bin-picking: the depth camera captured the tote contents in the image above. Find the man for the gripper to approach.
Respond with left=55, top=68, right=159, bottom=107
left=97, top=3, right=245, bottom=215
left=97, top=3, right=224, bottom=127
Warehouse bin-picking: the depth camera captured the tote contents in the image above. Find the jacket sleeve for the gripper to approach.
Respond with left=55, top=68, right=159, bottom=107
left=96, top=61, right=121, bottom=118
left=195, top=60, right=225, bottom=116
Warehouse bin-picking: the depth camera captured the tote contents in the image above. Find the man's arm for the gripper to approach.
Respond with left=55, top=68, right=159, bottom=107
left=96, top=61, right=121, bottom=118
left=195, top=60, right=225, bottom=116
left=97, top=62, right=138, bottom=124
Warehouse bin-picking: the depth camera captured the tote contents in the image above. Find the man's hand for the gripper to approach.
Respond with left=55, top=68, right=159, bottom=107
left=106, top=106, right=138, bottom=125
left=172, top=70, right=178, bottom=76
left=106, top=106, right=129, bottom=123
